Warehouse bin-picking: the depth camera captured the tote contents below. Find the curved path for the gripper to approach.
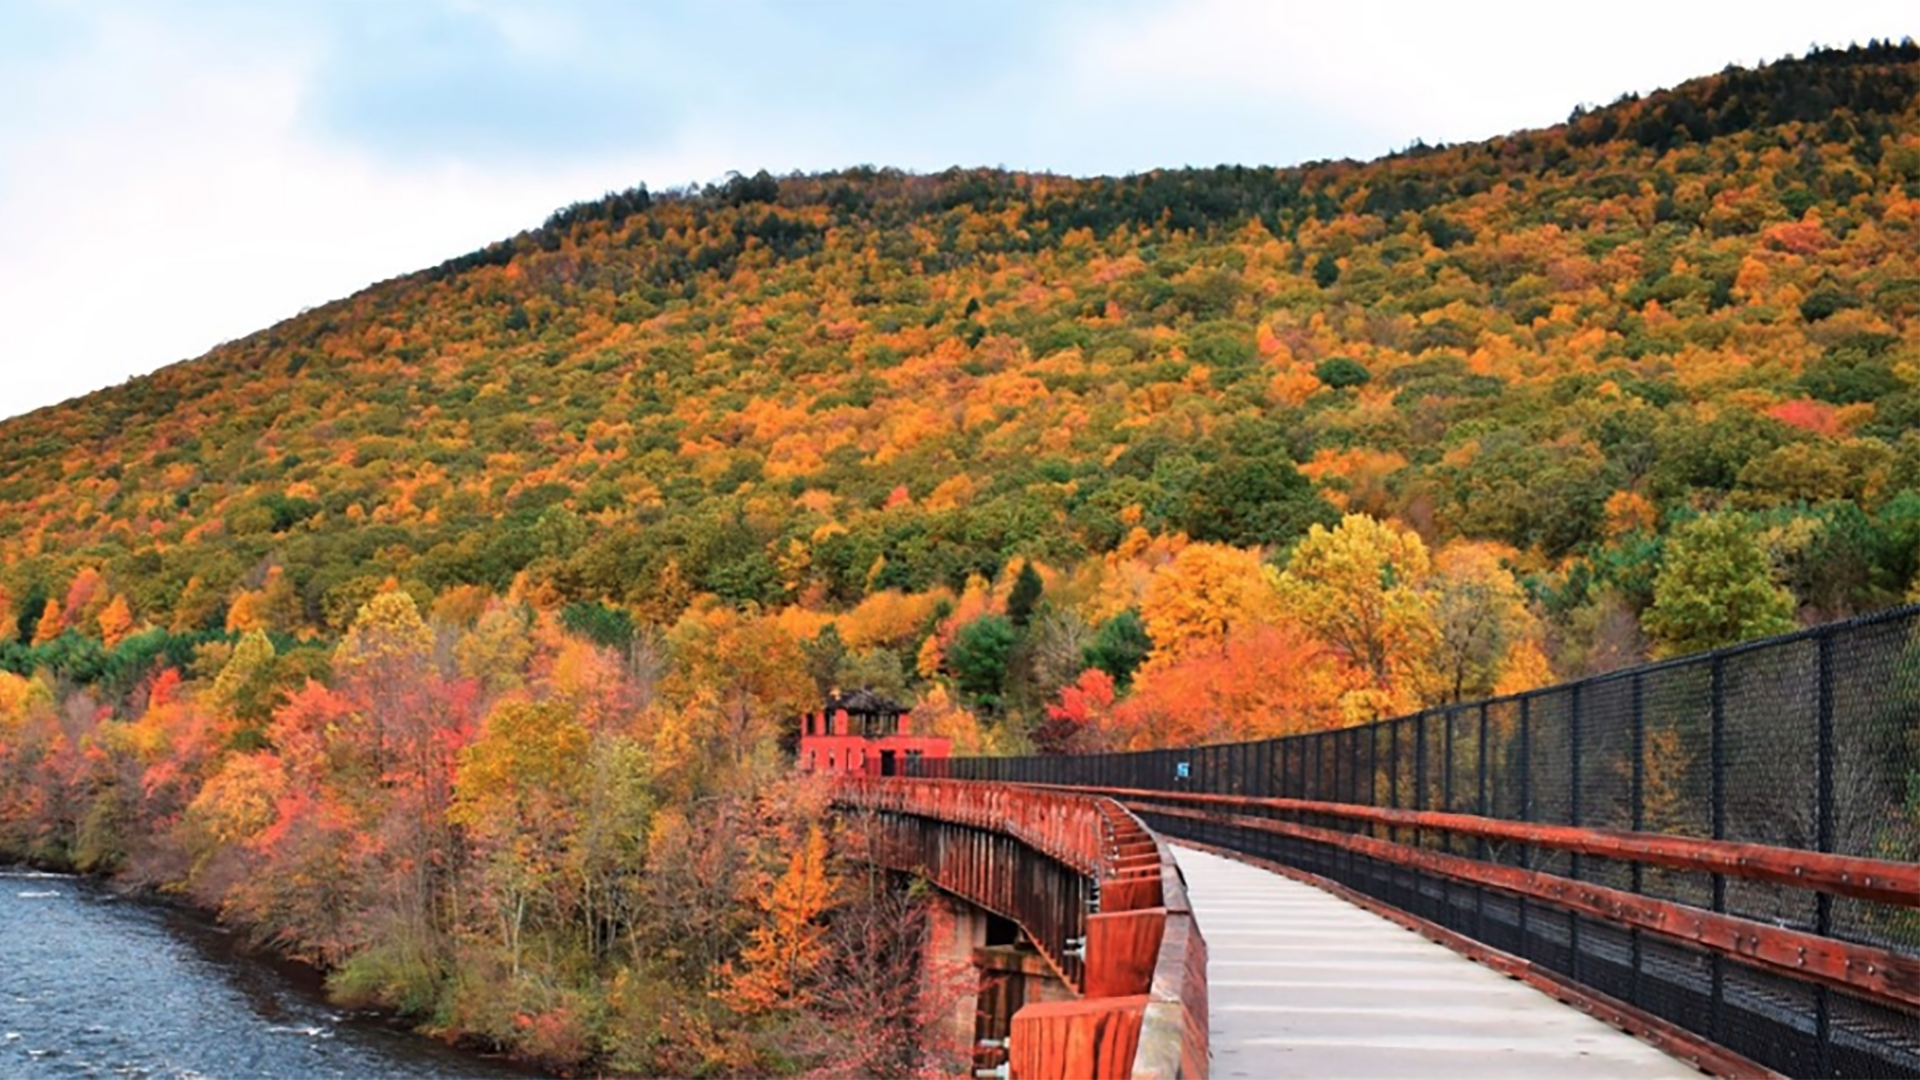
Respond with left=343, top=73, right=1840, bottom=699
left=1170, top=845, right=1705, bottom=1079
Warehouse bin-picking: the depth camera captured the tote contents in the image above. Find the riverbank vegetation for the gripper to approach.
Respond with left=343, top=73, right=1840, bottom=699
left=0, top=591, right=959, bottom=1077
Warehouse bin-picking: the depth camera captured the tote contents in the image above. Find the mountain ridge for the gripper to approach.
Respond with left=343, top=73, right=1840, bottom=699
left=4, top=41, right=1920, bottom=675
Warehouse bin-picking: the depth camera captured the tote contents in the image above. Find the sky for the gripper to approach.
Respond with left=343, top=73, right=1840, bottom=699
left=0, top=1, right=1913, bottom=422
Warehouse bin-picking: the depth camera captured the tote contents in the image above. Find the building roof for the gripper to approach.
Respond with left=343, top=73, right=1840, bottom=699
left=825, top=688, right=908, bottom=715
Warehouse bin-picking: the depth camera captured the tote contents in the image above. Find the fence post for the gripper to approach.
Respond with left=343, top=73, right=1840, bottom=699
left=1415, top=712, right=1429, bottom=851
left=1569, top=682, right=1584, bottom=985
left=1817, top=630, right=1836, bottom=1077
left=1281, top=737, right=1294, bottom=801
left=1345, top=726, right=1359, bottom=805
left=1710, top=654, right=1726, bottom=1043
left=1476, top=702, right=1489, bottom=941
left=1388, top=720, right=1401, bottom=852
left=1630, top=671, right=1645, bottom=1006
left=1331, top=726, right=1343, bottom=812
left=1368, top=719, right=1380, bottom=815
left=1518, top=695, right=1533, bottom=955
left=1310, top=731, right=1323, bottom=820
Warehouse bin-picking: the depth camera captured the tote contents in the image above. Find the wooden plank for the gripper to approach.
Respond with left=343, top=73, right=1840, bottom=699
left=1100, top=875, right=1162, bottom=913
left=1010, top=995, right=1148, bottom=1080
left=1084, top=909, right=1166, bottom=998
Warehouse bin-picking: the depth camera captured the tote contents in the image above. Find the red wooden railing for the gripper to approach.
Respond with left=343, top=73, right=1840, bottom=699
left=835, top=778, right=1208, bottom=1079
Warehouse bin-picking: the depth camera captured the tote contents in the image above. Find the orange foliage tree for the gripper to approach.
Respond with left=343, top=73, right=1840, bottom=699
left=1114, top=625, right=1344, bottom=748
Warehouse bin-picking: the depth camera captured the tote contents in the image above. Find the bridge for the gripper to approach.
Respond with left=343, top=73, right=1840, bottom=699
left=839, top=605, right=1920, bottom=1079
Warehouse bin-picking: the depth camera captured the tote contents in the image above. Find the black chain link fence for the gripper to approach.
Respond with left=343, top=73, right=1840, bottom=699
left=914, top=605, right=1920, bottom=1078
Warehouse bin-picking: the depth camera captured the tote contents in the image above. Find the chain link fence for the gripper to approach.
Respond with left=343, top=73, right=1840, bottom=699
left=915, top=605, right=1920, bottom=1078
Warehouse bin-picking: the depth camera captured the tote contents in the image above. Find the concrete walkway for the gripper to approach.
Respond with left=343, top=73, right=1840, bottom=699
left=1170, top=845, right=1703, bottom=1079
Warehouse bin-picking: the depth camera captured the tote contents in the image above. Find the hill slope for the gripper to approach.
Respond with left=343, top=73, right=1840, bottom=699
left=4, top=41, right=1920, bottom=664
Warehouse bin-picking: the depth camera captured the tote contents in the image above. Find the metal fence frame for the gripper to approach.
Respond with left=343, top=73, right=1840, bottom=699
left=915, top=604, right=1920, bottom=1079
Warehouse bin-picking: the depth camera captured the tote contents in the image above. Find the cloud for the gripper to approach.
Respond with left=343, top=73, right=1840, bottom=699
left=0, top=4, right=747, bottom=419
left=301, top=4, right=691, bottom=164
left=1054, top=0, right=1919, bottom=163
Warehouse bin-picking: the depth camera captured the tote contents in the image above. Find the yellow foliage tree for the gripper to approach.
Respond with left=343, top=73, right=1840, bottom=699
left=841, top=588, right=948, bottom=652
left=30, top=598, right=64, bottom=646
left=1492, top=639, right=1555, bottom=697
left=1422, top=541, right=1540, bottom=704
left=1138, top=542, right=1280, bottom=668
left=545, top=636, right=631, bottom=731
left=96, top=594, right=136, bottom=648
left=1603, top=490, right=1659, bottom=537
left=1275, top=514, right=1438, bottom=720
left=0, top=671, right=51, bottom=733
left=336, top=590, right=434, bottom=673
left=455, top=600, right=534, bottom=695
left=1082, top=527, right=1189, bottom=625
left=225, top=589, right=269, bottom=634
left=665, top=604, right=813, bottom=769
left=720, top=825, right=837, bottom=1014
left=909, top=684, right=988, bottom=755
left=185, top=752, right=288, bottom=847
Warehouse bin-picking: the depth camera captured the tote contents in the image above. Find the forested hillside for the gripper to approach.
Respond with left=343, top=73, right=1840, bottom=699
left=4, top=41, right=1920, bottom=1074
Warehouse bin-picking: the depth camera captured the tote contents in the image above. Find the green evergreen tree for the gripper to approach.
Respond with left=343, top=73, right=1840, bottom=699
left=1006, top=562, right=1044, bottom=629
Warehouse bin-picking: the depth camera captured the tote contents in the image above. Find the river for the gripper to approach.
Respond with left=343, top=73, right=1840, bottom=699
left=0, top=866, right=540, bottom=1079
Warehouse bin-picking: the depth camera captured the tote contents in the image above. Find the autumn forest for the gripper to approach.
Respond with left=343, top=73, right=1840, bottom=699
left=5, top=42, right=1920, bottom=1075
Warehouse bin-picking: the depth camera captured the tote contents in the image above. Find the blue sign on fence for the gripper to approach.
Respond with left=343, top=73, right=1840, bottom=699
left=1175, top=761, right=1190, bottom=780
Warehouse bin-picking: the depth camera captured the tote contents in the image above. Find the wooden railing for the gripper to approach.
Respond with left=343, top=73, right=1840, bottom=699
left=913, top=606, right=1920, bottom=1077
left=835, top=778, right=1208, bottom=1079
left=1036, top=783, right=1920, bottom=1077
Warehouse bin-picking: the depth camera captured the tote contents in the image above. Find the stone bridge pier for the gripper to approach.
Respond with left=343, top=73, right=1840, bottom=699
left=921, top=892, right=1078, bottom=1070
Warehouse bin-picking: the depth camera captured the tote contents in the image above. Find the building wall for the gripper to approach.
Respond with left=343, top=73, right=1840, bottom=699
left=797, top=732, right=951, bottom=776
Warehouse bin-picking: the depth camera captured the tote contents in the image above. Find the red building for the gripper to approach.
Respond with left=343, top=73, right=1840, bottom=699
left=798, top=689, right=950, bottom=777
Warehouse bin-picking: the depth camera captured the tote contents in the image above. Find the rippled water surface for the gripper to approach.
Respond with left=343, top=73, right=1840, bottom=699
left=0, top=866, right=539, bottom=1079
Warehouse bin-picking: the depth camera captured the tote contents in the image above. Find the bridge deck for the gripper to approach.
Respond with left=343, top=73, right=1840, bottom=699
left=1171, top=845, right=1704, bottom=1079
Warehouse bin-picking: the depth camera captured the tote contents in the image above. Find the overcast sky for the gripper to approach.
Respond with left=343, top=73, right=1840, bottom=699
left=0, top=1, right=1913, bottom=422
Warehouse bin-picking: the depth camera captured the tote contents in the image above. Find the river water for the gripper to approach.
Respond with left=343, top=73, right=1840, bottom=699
left=0, top=866, right=540, bottom=1079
